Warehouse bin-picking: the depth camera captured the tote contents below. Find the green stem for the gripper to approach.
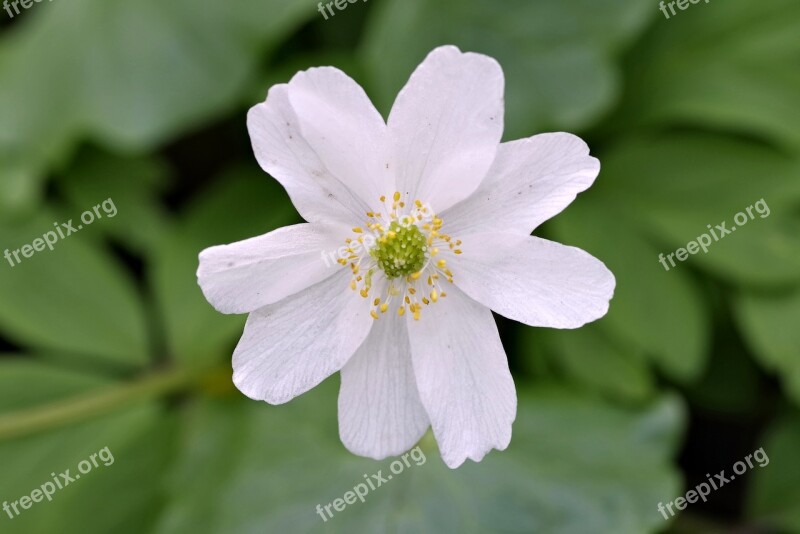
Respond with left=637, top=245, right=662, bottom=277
left=0, top=366, right=211, bottom=442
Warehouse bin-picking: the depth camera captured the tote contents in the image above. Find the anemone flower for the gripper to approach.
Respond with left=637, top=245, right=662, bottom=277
left=197, top=45, right=615, bottom=468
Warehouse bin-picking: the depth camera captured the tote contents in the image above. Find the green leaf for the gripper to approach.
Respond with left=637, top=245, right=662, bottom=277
left=618, top=0, right=800, bottom=151
left=734, top=290, right=800, bottom=406
left=683, top=327, right=765, bottom=417
left=0, top=211, right=149, bottom=367
left=361, top=0, right=654, bottom=138
left=0, top=0, right=315, bottom=200
left=154, top=381, right=684, bottom=533
left=0, top=358, right=108, bottom=412
left=0, top=359, right=175, bottom=534
left=597, top=133, right=800, bottom=287
left=521, top=323, right=655, bottom=403
left=151, top=166, right=298, bottom=367
left=0, top=158, right=44, bottom=219
left=747, top=414, right=800, bottom=532
left=550, top=196, right=710, bottom=383
left=56, top=148, right=172, bottom=255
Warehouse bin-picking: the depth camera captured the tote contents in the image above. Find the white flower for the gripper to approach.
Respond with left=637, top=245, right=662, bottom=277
left=197, top=45, right=615, bottom=468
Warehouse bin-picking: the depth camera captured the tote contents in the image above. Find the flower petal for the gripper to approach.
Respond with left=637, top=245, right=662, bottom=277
left=232, top=269, right=372, bottom=405
left=247, top=85, right=371, bottom=225
left=453, top=233, right=615, bottom=329
left=197, top=222, right=347, bottom=314
left=443, top=133, right=600, bottom=236
left=338, top=312, right=429, bottom=459
left=288, top=67, right=392, bottom=209
left=387, top=45, right=504, bottom=212
left=407, top=285, right=516, bottom=469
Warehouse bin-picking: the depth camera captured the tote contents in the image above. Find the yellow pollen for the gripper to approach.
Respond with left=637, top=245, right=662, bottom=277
left=342, top=194, right=461, bottom=322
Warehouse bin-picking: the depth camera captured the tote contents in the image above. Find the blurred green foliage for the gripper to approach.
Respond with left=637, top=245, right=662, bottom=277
left=0, top=0, right=798, bottom=532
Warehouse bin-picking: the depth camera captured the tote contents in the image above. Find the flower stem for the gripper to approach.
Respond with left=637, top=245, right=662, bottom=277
left=0, top=366, right=217, bottom=442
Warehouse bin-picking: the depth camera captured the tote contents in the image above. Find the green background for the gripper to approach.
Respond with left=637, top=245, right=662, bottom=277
left=0, top=0, right=799, bottom=532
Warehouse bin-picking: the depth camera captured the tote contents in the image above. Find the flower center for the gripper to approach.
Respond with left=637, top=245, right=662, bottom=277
left=369, top=222, right=427, bottom=279
left=339, top=192, right=462, bottom=321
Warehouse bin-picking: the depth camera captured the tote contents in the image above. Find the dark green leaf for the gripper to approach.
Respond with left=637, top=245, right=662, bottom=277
left=747, top=414, right=800, bottom=531
left=734, top=290, right=800, bottom=406
left=0, top=212, right=149, bottom=367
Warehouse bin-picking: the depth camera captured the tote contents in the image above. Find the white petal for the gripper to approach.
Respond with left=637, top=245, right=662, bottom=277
left=407, top=286, right=516, bottom=469
left=443, top=133, right=600, bottom=236
left=198, top=223, right=348, bottom=314
left=453, top=233, right=615, bottom=329
left=338, top=312, right=429, bottom=459
left=288, top=67, right=392, bottom=209
left=232, top=269, right=372, bottom=405
left=387, top=45, right=504, bottom=212
left=247, top=85, right=371, bottom=225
